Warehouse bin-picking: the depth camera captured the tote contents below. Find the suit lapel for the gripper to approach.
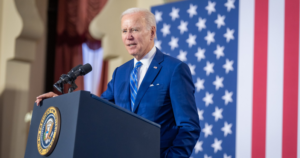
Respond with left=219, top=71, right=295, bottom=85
left=123, top=60, right=134, bottom=111
left=133, top=50, right=164, bottom=113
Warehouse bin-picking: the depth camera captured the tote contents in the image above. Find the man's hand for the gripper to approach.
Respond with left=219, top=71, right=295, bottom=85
left=35, top=92, right=58, bottom=106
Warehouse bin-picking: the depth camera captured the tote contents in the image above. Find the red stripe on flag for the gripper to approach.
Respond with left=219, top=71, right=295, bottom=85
left=252, top=0, right=268, bottom=158
left=282, top=0, right=299, bottom=157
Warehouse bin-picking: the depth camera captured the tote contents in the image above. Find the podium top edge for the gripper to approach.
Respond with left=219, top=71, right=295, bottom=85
left=90, top=94, right=161, bottom=128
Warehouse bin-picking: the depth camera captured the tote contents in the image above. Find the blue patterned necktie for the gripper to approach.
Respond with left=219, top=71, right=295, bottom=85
left=130, top=61, right=143, bottom=111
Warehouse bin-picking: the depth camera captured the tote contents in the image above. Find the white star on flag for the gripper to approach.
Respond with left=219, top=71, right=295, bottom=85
left=169, top=7, right=180, bottom=21
left=194, top=141, right=203, bottom=154
left=203, top=92, right=214, bottom=106
left=187, top=4, right=197, bottom=18
left=155, top=10, right=163, bottom=23
left=214, top=45, right=225, bottom=59
left=188, top=63, right=196, bottom=75
left=222, top=90, right=233, bottom=105
left=211, top=138, right=222, bottom=153
left=169, top=36, right=179, bottom=50
left=186, top=34, right=197, bottom=48
left=221, top=121, right=233, bottom=137
left=205, top=1, right=216, bottom=15
left=195, top=77, right=205, bottom=92
left=224, top=28, right=235, bottom=42
left=215, top=14, right=226, bottom=29
left=202, top=123, right=213, bottom=137
left=195, top=47, right=205, bottom=62
left=204, top=61, right=214, bottom=76
left=212, top=106, right=223, bottom=121
left=224, top=0, right=235, bottom=12
left=161, top=23, right=171, bottom=37
left=223, top=59, right=234, bottom=73
left=196, top=17, right=206, bottom=31
left=178, top=20, right=188, bottom=34
left=155, top=40, right=162, bottom=50
left=204, top=154, right=212, bottom=158
left=177, top=50, right=187, bottom=62
left=213, top=75, right=224, bottom=90
left=204, top=31, right=215, bottom=45
left=197, top=108, right=204, bottom=120
left=224, top=153, right=232, bottom=158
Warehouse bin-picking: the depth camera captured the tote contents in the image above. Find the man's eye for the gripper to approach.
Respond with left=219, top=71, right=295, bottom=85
left=133, top=29, right=138, bottom=31
left=122, top=30, right=127, bottom=33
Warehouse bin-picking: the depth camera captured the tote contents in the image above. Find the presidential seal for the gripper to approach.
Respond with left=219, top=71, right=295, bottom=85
left=37, top=106, right=61, bottom=156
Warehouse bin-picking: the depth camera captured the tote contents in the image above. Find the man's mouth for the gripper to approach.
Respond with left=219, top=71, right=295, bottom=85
left=128, top=43, right=137, bottom=47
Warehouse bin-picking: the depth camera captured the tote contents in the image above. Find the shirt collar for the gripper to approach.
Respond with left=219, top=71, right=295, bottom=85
left=134, top=46, right=156, bottom=67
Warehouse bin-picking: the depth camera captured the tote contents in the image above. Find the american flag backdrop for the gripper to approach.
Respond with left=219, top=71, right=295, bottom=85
left=151, top=0, right=300, bottom=158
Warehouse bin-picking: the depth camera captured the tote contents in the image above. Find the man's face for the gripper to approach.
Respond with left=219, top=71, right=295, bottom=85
left=121, top=12, right=155, bottom=60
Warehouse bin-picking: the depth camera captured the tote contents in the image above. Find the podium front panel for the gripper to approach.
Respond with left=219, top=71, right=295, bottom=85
left=25, top=91, right=160, bottom=158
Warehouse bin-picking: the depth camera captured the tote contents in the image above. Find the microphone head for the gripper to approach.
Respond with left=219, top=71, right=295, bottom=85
left=80, top=63, right=92, bottom=75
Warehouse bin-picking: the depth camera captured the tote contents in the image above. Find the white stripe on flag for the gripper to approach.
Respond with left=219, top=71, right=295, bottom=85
left=265, top=0, right=285, bottom=158
left=236, top=0, right=255, bottom=158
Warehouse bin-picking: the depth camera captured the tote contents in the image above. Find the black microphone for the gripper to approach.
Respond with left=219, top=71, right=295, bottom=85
left=60, top=63, right=92, bottom=84
left=53, top=63, right=92, bottom=93
left=68, top=64, right=82, bottom=74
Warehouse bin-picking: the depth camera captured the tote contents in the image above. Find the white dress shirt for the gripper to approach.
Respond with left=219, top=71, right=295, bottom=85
left=134, top=46, right=156, bottom=90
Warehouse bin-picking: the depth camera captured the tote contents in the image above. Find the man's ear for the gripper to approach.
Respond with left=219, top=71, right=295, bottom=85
left=150, top=26, right=156, bottom=40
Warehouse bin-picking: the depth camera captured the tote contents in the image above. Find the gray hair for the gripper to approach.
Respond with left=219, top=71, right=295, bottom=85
left=121, top=8, right=156, bottom=30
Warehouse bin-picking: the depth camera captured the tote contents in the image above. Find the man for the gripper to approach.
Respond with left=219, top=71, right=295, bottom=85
left=36, top=8, right=200, bottom=158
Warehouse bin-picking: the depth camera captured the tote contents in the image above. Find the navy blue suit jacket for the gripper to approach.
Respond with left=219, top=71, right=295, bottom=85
left=101, top=49, right=200, bottom=158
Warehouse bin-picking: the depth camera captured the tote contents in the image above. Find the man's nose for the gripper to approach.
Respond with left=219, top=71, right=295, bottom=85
left=126, top=32, right=133, bottom=40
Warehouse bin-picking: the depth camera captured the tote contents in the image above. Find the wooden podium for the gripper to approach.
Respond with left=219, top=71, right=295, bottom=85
left=24, top=91, right=160, bottom=158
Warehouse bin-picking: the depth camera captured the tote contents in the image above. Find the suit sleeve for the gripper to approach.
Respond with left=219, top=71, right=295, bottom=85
left=166, top=62, right=201, bottom=158
left=100, top=67, right=118, bottom=103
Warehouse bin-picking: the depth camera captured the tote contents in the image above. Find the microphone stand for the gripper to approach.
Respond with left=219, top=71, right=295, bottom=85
left=68, top=81, right=78, bottom=93
left=54, top=75, right=78, bottom=94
